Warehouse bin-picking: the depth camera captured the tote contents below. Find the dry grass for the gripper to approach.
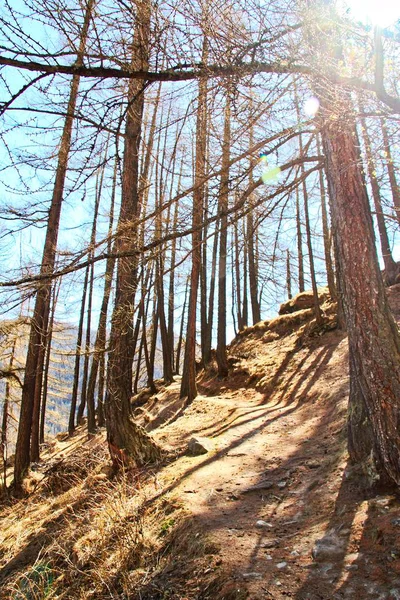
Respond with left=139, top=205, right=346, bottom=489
left=0, top=436, right=233, bottom=600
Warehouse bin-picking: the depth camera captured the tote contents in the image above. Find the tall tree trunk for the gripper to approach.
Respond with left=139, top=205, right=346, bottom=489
left=286, top=249, right=292, bottom=300
left=180, top=36, right=208, bottom=402
left=294, top=86, right=322, bottom=322
left=76, top=259, right=91, bottom=425
left=296, top=185, right=305, bottom=293
left=29, top=300, right=50, bottom=462
left=84, top=161, right=105, bottom=434
left=247, top=129, right=261, bottom=325
left=154, top=120, right=173, bottom=384
left=168, top=193, right=179, bottom=373
left=69, top=266, right=89, bottom=434
left=317, top=135, right=336, bottom=300
left=360, top=110, right=398, bottom=285
left=13, top=0, right=94, bottom=488
left=1, top=339, right=16, bottom=490
left=105, top=0, right=161, bottom=468
left=308, top=2, right=400, bottom=484
left=216, top=89, right=231, bottom=377
left=319, top=85, right=400, bottom=486
left=39, top=279, right=60, bottom=445
left=147, top=290, right=159, bottom=393
left=204, top=215, right=219, bottom=364
left=381, top=118, right=400, bottom=226
left=176, top=277, right=189, bottom=375
left=242, top=218, right=249, bottom=328
left=234, top=217, right=244, bottom=330
left=86, top=150, right=118, bottom=430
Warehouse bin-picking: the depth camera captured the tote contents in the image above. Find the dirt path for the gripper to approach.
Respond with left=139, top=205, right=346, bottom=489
left=2, top=299, right=400, bottom=599
left=149, top=321, right=400, bottom=599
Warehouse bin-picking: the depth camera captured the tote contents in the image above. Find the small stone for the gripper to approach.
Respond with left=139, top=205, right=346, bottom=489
left=291, top=550, right=300, bottom=557
left=277, top=480, right=287, bottom=489
left=256, top=520, right=273, bottom=528
left=276, top=562, right=287, bottom=569
left=307, top=479, right=320, bottom=491
left=372, top=496, right=391, bottom=508
left=242, top=572, right=262, bottom=579
left=306, top=460, right=321, bottom=469
left=187, top=437, right=211, bottom=456
left=345, top=552, right=362, bottom=563
left=261, top=540, right=277, bottom=549
left=345, top=564, right=359, bottom=571
left=391, top=518, right=400, bottom=526
left=242, top=480, right=274, bottom=493
left=312, top=533, right=345, bottom=561
left=265, top=555, right=273, bottom=560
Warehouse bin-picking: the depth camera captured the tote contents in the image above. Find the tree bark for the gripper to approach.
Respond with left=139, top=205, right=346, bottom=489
left=216, top=89, right=231, bottom=377
left=39, top=279, right=60, bottom=445
left=180, top=36, right=208, bottom=402
left=13, top=0, right=95, bottom=488
left=381, top=118, right=400, bottom=226
left=86, top=151, right=118, bottom=430
left=321, top=90, right=400, bottom=485
left=69, top=266, right=89, bottom=434
left=360, top=110, right=398, bottom=285
left=317, top=135, right=336, bottom=300
left=296, top=185, right=305, bottom=293
left=105, top=0, right=161, bottom=468
left=286, top=249, right=292, bottom=300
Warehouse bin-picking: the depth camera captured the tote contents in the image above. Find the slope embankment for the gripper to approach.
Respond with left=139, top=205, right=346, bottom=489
left=1, top=288, right=400, bottom=599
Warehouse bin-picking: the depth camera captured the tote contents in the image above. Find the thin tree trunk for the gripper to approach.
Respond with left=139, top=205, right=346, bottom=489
left=69, top=266, right=89, bottom=434
left=86, top=150, right=118, bottom=429
left=14, top=0, right=95, bottom=491
left=286, top=249, right=292, bottom=300
left=1, top=340, right=16, bottom=491
left=317, top=135, right=336, bottom=300
left=39, top=279, right=60, bottom=445
left=84, top=162, right=105, bottom=434
left=29, top=300, right=50, bottom=462
left=154, top=118, right=173, bottom=384
left=302, top=176, right=323, bottom=324
left=234, top=218, right=244, bottom=330
left=180, top=36, right=208, bottom=402
left=242, top=217, right=249, bottom=327
left=247, top=127, right=261, bottom=325
left=13, top=0, right=94, bottom=488
left=176, top=277, right=189, bottom=375
left=216, top=89, right=231, bottom=377
left=296, top=186, right=305, bottom=293
left=97, top=350, right=105, bottom=427
left=294, top=85, right=322, bottom=324
left=360, top=110, right=398, bottom=285
left=381, top=118, right=400, bottom=226
left=168, top=193, right=179, bottom=373
left=204, top=215, right=219, bottom=364
left=146, top=293, right=159, bottom=393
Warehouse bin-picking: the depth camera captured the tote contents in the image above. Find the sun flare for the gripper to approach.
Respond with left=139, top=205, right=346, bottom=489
left=344, top=0, right=400, bottom=28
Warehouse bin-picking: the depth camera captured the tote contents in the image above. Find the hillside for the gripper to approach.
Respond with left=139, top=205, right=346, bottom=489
left=1, top=289, right=400, bottom=599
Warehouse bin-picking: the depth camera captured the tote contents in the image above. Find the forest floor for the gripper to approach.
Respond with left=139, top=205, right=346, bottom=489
left=2, top=288, right=400, bottom=599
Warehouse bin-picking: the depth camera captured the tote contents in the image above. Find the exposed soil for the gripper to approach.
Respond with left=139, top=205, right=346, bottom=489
left=1, top=289, right=400, bottom=599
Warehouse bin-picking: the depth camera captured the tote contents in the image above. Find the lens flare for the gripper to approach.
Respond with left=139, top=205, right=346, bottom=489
left=345, top=0, right=400, bottom=28
left=262, top=166, right=281, bottom=184
left=303, top=97, right=320, bottom=117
